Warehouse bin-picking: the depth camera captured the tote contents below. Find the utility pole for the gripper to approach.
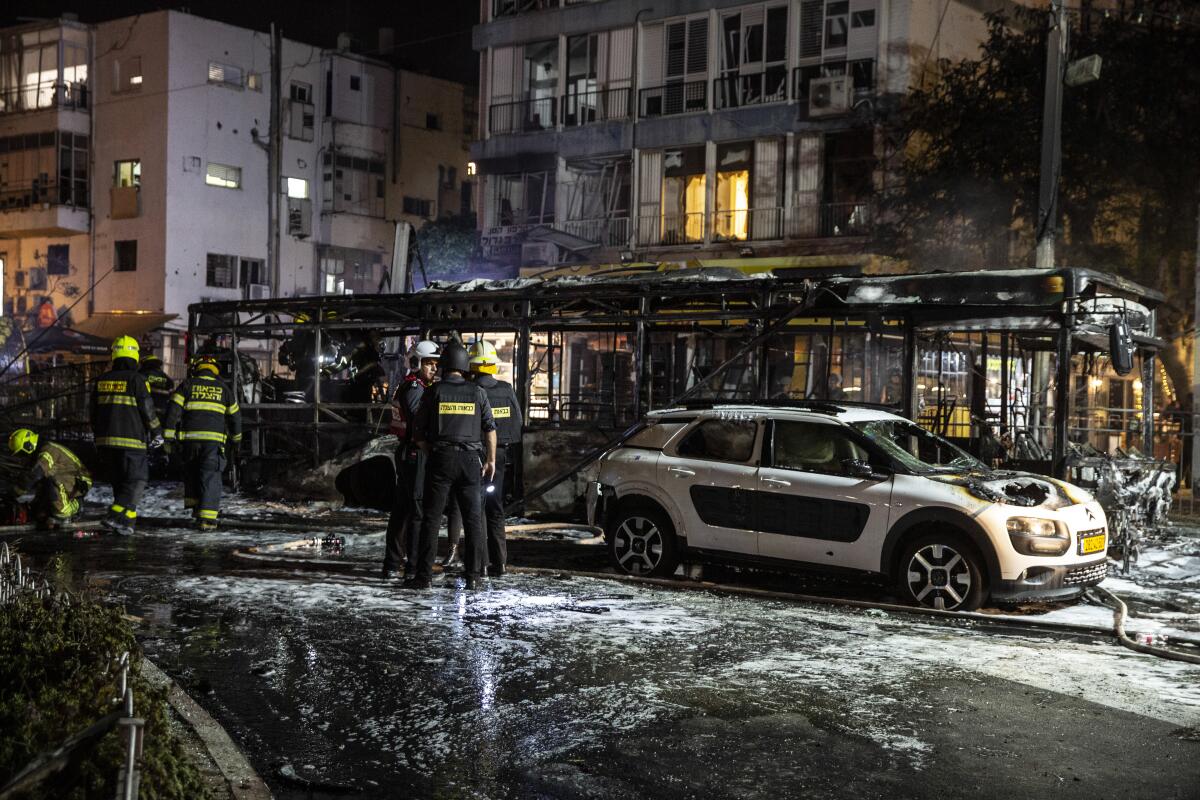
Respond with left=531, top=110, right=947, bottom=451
left=268, top=23, right=283, bottom=295
left=1035, top=0, right=1067, bottom=268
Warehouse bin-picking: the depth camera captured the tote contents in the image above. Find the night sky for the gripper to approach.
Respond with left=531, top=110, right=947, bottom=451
left=1, top=0, right=480, bottom=85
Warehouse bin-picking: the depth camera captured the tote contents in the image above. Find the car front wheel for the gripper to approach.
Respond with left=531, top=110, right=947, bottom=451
left=607, top=505, right=680, bottom=578
left=896, top=532, right=987, bottom=612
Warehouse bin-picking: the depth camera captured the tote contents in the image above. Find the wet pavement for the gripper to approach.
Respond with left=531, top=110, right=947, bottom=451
left=6, top=489, right=1200, bottom=800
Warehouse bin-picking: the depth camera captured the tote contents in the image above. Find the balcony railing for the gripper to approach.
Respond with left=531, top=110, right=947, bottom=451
left=636, top=212, right=706, bottom=246
left=712, top=69, right=789, bottom=111
left=0, top=181, right=88, bottom=211
left=488, top=96, right=557, bottom=135
left=559, top=217, right=632, bottom=247
left=492, top=0, right=559, bottom=18
left=638, top=81, right=707, bottom=119
left=561, top=86, right=632, bottom=127
left=0, top=81, right=89, bottom=115
left=793, top=59, right=876, bottom=101
left=628, top=203, right=871, bottom=247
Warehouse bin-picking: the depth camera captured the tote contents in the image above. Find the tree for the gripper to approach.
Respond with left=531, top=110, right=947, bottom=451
left=414, top=214, right=479, bottom=281
left=880, top=4, right=1200, bottom=397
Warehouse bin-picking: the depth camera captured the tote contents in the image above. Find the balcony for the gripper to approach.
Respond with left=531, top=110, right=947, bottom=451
left=561, top=87, right=632, bottom=127
left=712, top=70, right=789, bottom=111
left=0, top=81, right=89, bottom=115
left=559, top=217, right=632, bottom=248
left=492, top=0, right=558, bottom=18
left=488, top=96, right=557, bottom=135
left=633, top=202, right=872, bottom=247
left=793, top=59, right=876, bottom=102
left=638, top=81, right=707, bottom=119
left=0, top=183, right=89, bottom=237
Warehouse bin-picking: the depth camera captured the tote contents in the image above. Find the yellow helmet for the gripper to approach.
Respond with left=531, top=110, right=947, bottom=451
left=112, top=335, right=140, bottom=363
left=294, top=312, right=311, bottom=324
left=193, top=355, right=220, bottom=376
left=468, top=340, right=499, bottom=375
left=322, top=310, right=339, bottom=321
left=8, top=428, right=38, bottom=455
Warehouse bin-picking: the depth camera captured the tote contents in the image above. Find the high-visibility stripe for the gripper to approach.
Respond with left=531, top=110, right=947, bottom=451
left=111, top=504, right=125, bottom=513
left=179, top=430, right=227, bottom=443
left=123, top=508, right=137, bottom=519
left=96, top=394, right=138, bottom=406
left=231, top=434, right=243, bottom=443
left=227, top=403, right=240, bottom=415
left=39, top=452, right=55, bottom=469
left=171, top=394, right=185, bottom=406
left=197, top=509, right=219, bottom=520
left=185, top=401, right=227, bottom=413
left=163, top=429, right=176, bottom=439
left=96, top=436, right=146, bottom=449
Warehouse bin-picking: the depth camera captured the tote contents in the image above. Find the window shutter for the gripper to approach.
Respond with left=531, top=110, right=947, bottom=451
left=637, top=150, right=663, bottom=245
left=847, top=0, right=878, bottom=60
left=641, top=23, right=664, bottom=86
left=686, top=17, right=708, bottom=78
left=799, top=0, right=823, bottom=60
left=790, top=134, right=823, bottom=237
left=740, top=6, right=764, bottom=68
left=753, top=138, right=783, bottom=239
left=665, top=22, right=685, bottom=79
left=607, top=27, right=634, bottom=88
left=491, top=46, right=516, bottom=102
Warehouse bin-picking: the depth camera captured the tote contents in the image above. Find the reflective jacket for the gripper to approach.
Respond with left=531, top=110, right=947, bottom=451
left=141, top=364, right=175, bottom=416
left=474, top=374, right=523, bottom=446
left=27, top=441, right=92, bottom=491
left=91, top=360, right=162, bottom=449
left=414, top=374, right=495, bottom=449
left=163, top=374, right=243, bottom=447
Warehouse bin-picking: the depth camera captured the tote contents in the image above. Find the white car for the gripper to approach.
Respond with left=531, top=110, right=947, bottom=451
left=587, top=404, right=1109, bottom=611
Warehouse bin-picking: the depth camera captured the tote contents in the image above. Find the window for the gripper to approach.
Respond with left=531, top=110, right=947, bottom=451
left=676, top=418, right=758, bottom=462
left=114, top=159, right=141, bottom=188
left=239, top=257, right=267, bottom=288
left=246, top=72, right=262, bottom=91
left=321, top=151, right=386, bottom=216
left=425, top=112, right=441, bottom=130
left=285, top=177, right=309, bottom=199
left=206, top=253, right=237, bottom=288
left=771, top=420, right=868, bottom=474
left=487, top=171, right=554, bottom=227
left=319, top=245, right=384, bottom=295
left=403, top=196, right=432, bottom=217
left=851, top=9, right=875, bottom=28
left=660, top=146, right=705, bottom=244
left=467, top=161, right=477, bottom=176
left=290, top=81, right=312, bottom=103
left=58, top=131, right=89, bottom=207
left=714, top=142, right=752, bottom=241
left=47, top=244, right=69, bottom=275
left=113, top=56, right=142, bottom=93
left=717, top=4, right=788, bottom=108
left=825, top=1, right=849, bottom=49
left=205, top=163, right=241, bottom=189
left=114, top=240, right=137, bottom=272
left=207, top=62, right=243, bottom=88
left=349, top=74, right=361, bottom=91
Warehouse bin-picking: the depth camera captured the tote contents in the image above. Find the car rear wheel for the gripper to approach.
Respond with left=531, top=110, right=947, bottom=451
left=608, top=505, right=680, bottom=578
left=896, top=532, right=987, bottom=612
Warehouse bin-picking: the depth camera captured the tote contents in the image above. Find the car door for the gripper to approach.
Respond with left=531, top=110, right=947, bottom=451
left=657, top=415, right=761, bottom=555
left=755, top=418, right=893, bottom=572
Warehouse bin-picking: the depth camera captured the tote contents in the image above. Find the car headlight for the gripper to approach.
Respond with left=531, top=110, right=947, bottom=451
left=1006, top=516, right=1069, bottom=556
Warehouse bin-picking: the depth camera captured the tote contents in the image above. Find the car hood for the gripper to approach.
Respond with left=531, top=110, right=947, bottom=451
left=926, top=470, right=1089, bottom=509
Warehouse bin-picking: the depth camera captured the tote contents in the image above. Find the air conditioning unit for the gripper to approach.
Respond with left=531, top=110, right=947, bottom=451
left=247, top=283, right=271, bottom=300
left=809, top=75, right=853, bottom=117
left=520, top=241, right=559, bottom=266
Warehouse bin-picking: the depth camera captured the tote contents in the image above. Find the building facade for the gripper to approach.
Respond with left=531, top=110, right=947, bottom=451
left=471, top=0, right=993, bottom=269
left=0, top=11, right=475, bottom=374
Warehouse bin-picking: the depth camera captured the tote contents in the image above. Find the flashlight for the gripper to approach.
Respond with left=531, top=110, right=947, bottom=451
left=485, top=483, right=495, bottom=494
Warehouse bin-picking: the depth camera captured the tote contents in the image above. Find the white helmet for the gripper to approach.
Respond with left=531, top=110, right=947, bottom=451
left=408, top=340, right=440, bottom=369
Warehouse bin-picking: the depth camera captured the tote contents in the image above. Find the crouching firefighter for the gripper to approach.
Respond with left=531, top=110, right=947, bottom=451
left=408, top=342, right=496, bottom=591
left=91, top=336, right=162, bottom=535
left=382, top=340, right=439, bottom=579
left=468, top=340, right=523, bottom=577
left=164, top=355, right=242, bottom=531
left=7, top=429, right=92, bottom=530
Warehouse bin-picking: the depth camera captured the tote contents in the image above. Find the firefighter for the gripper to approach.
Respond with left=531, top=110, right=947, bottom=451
left=407, top=342, right=496, bottom=590
left=140, top=353, right=175, bottom=418
left=163, top=355, right=242, bottom=531
left=468, top=340, right=523, bottom=577
left=91, top=335, right=162, bottom=535
left=7, top=429, right=92, bottom=530
left=382, top=340, right=439, bottom=579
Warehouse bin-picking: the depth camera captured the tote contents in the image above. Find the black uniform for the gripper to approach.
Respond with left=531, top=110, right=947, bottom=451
left=140, top=359, right=175, bottom=418
left=474, top=373, right=523, bottom=575
left=412, top=374, right=495, bottom=582
left=91, top=357, right=161, bottom=529
left=163, top=373, right=242, bottom=525
left=384, top=374, right=427, bottom=574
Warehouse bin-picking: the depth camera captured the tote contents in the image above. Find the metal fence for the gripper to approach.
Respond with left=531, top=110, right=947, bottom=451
left=488, top=96, right=557, bottom=135
left=561, top=86, right=631, bottom=126
left=638, top=81, right=708, bottom=118
left=0, top=544, right=144, bottom=800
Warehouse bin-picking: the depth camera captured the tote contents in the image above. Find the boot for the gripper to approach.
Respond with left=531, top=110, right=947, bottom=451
left=442, top=544, right=462, bottom=572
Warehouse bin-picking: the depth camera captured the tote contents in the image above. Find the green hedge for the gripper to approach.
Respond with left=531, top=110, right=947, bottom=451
left=0, top=561, right=211, bottom=799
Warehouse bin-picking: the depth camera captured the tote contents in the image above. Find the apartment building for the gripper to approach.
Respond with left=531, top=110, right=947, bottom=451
left=472, top=0, right=994, bottom=268
left=0, top=11, right=474, bottom=372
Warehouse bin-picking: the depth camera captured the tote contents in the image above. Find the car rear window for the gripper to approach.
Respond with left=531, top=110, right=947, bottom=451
left=676, top=418, right=757, bottom=462
left=624, top=420, right=692, bottom=450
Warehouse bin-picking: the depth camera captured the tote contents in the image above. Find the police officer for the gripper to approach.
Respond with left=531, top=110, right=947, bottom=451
left=91, top=336, right=162, bottom=535
left=140, top=353, right=175, bottom=418
left=468, top=340, right=523, bottom=577
left=7, top=429, right=92, bottom=530
left=407, top=342, right=496, bottom=590
left=382, top=340, right=439, bottom=579
left=163, top=355, right=242, bottom=531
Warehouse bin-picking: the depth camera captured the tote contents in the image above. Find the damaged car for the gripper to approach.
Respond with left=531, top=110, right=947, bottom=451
left=588, top=403, right=1109, bottom=611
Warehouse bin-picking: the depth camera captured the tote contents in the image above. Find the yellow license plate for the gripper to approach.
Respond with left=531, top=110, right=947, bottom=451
left=1079, top=533, right=1106, bottom=555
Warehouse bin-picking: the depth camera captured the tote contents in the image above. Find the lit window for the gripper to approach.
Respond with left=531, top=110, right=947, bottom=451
left=130, top=75, right=143, bottom=86
left=115, top=159, right=141, bottom=188
left=467, top=161, right=477, bottom=176
left=286, top=177, right=309, bottom=199
left=246, top=72, right=262, bottom=91
left=206, top=163, right=242, bottom=189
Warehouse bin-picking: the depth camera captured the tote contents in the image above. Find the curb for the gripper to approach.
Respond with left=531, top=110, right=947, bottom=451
left=140, top=659, right=273, bottom=800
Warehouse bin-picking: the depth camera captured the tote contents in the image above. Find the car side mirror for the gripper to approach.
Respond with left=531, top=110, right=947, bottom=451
left=842, top=458, right=879, bottom=479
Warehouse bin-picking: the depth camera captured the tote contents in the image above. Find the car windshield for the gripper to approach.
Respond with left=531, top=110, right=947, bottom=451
left=852, top=419, right=986, bottom=474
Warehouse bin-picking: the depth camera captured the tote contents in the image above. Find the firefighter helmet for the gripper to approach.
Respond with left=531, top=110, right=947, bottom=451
left=468, top=340, right=499, bottom=375
left=111, top=335, right=140, bottom=364
left=294, top=312, right=311, bottom=324
left=142, top=353, right=163, bottom=369
left=440, top=342, right=470, bottom=374
left=408, top=340, right=441, bottom=370
left=193, top=355, right=220, bottom=376
left=8, top=428, right=38, bottom=455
